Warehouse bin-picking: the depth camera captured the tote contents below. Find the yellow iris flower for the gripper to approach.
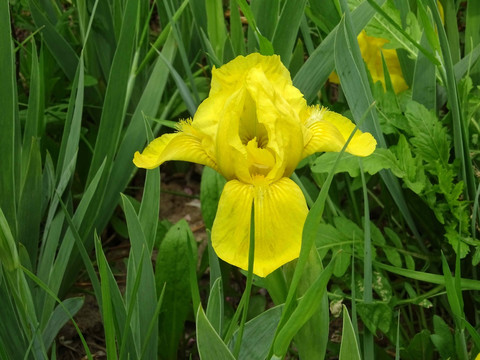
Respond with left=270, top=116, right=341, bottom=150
left=329, top=30, right=408, bottom=94
left=134, top=53, right=376, bottom=277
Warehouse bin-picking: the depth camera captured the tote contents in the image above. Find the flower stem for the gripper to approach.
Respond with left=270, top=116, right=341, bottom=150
left=233, top=203, right=255, bottom=358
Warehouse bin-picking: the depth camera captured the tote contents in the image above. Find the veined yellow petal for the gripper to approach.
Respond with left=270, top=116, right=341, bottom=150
left=303, top=106, right=376, bottom=158
left=211, top=180, right=254, bottom=271
left=211, top=177, right=308, bottom=277
left=253, top=177, right=308, bottom=277
left=133, top=123, right=217, bottom=170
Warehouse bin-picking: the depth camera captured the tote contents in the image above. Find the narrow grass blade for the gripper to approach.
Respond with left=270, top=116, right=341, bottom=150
left=0, top=207, right=20, bottom=271
left=137, top=0, right=187, bottom=74
left=273, top=255, right=335, bottom=357
left=86, top=0, right=117, bottom=80
left=234, top=0, right=274, bottom=55
left=294, top=0, right=386, bottom=103
left=299, top=16, right=314, bottom=56
left=23, top=40, right=45, bottom=144
left=157, top=50, right=197, bottom=116
left=271, top=0, right=307, bottom=66
left=163, top=0, right=200, bottom=104
left=0, top=0, right=18, bottom=231
left=0, top=282, right=27, bottom=358
left=57, top=196, right=101, bottom=305
left=373, top=261, right=480, bottom=290
left=155, top=220, right=195, bottom=359
left=87, top=0, right=138, bottom=184
left=366, top=0, right=439, bottom=65
left=197, top=306, right=236, bottom=360
left=453, top=43, right=480, bottom=84
left=56, top=57, right=84, bottom=184
left=37, top=58, right=84, bottom=282
left=121, top=194, right=158, bottom=359
left=207, top=231, right=222, bottom=289
left=292, top=248, right=329, bottom=360
left=188, top=0, right=207, bottom=34
left=229, top=0, right=245, bottom=56
left=29, top=0, right=78, bottom=80
left=120, top=247, right=146, bottom=359
left=17, top=138, right=42, bottom=269
left=206, top=0, right=227, bottom=61
left=206, top=277, right=224, bottom=335
left=40, top=160, right=106, bottom=324
left=94, top=237, right=118, bottom=360
left=360, top=160, right=374, bottom=358
left=251, top=0, right=279, bottom=40
left=138, top=284, right=165, bottom=359
left=307, top=0, right=341, bottom=33
left=21, top=266, right=93, bottom=359
left=339, top=306, right=361, bottom=360
left=441, top=253, right=464, bottom=328
left=334, top=5, right=422, bottom=243
left=465, top=1, right=480, bottom=56
left=231, top=305, right=282, bottom=360
left=96, top=34, right=176, bottom=233
left=426, top=0, right=476, bottom=201
left=412, top=32, right=436, bottom=110
left=442, top=0, right=460, bottom=64
left=200, top=166, right=226, bottom=231
left=42, top=297, right=84, bottom=350
left=138, top=163, right=160, bottom=252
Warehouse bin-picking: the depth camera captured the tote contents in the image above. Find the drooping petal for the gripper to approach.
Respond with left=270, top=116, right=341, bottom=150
left=133, top=121, right=217, bottom=170
left=211, top=177, right=308, bottom=277
left=211, top=180, right=254, bottom=271
left=253, top=177, right=308, bottom=277
left=302, top=106, right=376, bottom=158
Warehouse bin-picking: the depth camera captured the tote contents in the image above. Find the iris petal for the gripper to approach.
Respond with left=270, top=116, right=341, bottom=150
left=211, top=177, right=308, bottom=277
left=244, top=67, right=305, bottom=180
left=303, top=107, right=377, bottom=158
left=133, top=124, right=217, bottom=170
left=211, top=180, right=254, bottom=271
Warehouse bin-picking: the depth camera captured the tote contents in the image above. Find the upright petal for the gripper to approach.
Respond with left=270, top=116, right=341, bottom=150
left=245, top=67, right=305, bottom=180
left=215, top=88, right=254, bottom=183
left=133, top=121, right=217, bottom=170
left=211, top=177, right=308, bottom=277
left=302, top=106, right=376, bottom=158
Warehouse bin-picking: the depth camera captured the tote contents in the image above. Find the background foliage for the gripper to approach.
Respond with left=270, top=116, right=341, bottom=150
left=1, top=0, right=480, bottom=359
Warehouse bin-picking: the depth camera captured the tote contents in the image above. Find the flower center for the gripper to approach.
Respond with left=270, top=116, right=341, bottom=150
left=238, top=91, right=269, bottom=148
left=246, top=137, right=275, bottom=176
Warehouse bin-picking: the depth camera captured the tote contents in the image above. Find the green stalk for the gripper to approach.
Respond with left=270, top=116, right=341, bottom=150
left=233, top=203, right=255, bottom=358
left=359, top=161, right=374, bottom=359
left=426, top=0, right=476, bottom=201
